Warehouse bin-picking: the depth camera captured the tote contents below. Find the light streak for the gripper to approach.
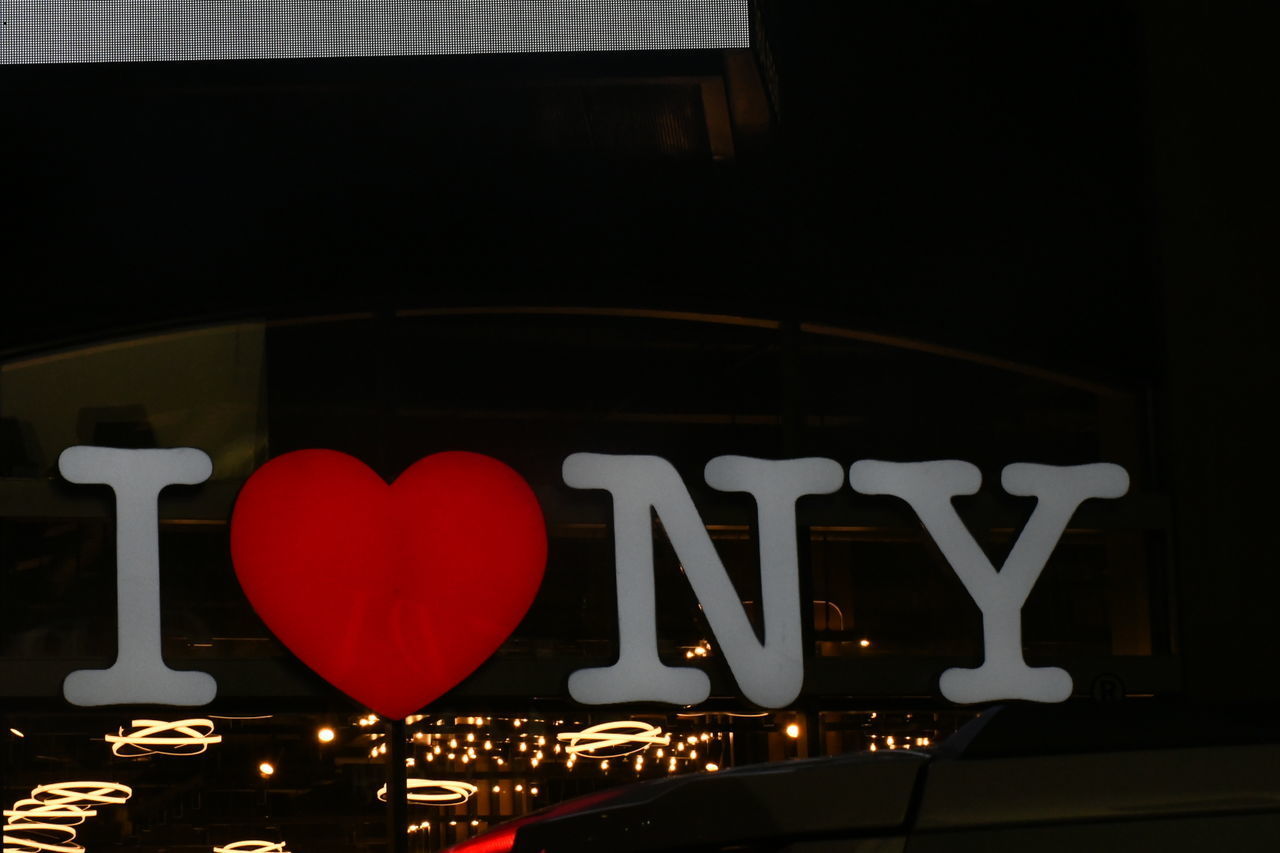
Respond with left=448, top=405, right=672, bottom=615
left=3, top=800, right=85, bottom=853
left=4, top=782, right=132, bottom=853
left=27, top=784, right=132, bottom=808
left=556, top=721, right=670, bottom=759
left=212, top=841, right=288, bottom=853
left=376, top=780, right=478, bottom=806
left=106, top=720, right=222, bottom=757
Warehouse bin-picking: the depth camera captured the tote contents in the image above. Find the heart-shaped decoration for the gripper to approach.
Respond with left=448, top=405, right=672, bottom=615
left=230, top=449, right=547, bottom=719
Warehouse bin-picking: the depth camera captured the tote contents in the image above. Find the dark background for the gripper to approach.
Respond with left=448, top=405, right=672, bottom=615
left=5, top=2, right=1156, bottom=376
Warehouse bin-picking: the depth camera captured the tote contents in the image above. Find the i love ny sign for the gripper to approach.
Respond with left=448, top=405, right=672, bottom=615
left=55, top=445, right=1127, bottom=718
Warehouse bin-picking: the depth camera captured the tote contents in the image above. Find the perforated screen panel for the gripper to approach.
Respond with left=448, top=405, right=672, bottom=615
left=0, top=0, right=747, bottom=64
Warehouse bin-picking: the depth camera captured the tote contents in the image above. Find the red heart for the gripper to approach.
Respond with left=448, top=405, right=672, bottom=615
left=230, top=449, right=547, bottom=719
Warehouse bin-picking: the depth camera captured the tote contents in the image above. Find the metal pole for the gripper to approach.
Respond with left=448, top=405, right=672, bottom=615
left=805, top=706, right=822, bottom=759
left=387, top=718, right=409, bottom=853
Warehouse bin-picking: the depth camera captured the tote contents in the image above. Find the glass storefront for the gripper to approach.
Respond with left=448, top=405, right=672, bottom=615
left=2, top=308, right=1170, bottom=851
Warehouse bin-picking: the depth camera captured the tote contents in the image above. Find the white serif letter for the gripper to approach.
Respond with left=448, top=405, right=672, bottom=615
left=563, top=454, right=843, bottom=707
left=58, top=446, right=217, bottom=706
left=849, top=460, right=1128, bottom=703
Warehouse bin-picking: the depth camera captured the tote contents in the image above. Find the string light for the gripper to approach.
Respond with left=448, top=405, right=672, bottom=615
left=376, top=780, right=478, bottom=806
left=784, top=724, right=801, bottom=739
left=683, top=639, right=713, bottom=659
left=317, top=728, right=336, bottom=744
left=556, top=721, right=670, bottom=759
left=212, top=842, right=287, bottom=853
left=106, top=720, right=222, bottom=757
left=258, top=763, right=275, bottom=778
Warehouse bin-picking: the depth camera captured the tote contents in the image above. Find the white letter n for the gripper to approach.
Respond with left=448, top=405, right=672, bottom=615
left=563, top=454, right=843, bottom=708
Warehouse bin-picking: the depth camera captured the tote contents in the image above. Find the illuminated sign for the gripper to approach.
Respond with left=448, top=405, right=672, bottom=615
left=54, top=445, right=1127, bottom=714
left=0, top=0, right=748, bottom=65
left=565, top=454, right=1127, bottom=707
left=57, top=446, right=218, bottom=707
left=229, top=449, right=547, bottom=721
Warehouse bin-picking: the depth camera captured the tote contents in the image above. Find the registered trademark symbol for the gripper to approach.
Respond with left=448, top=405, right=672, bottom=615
left=1091, top=673, right=1125, bottom=703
